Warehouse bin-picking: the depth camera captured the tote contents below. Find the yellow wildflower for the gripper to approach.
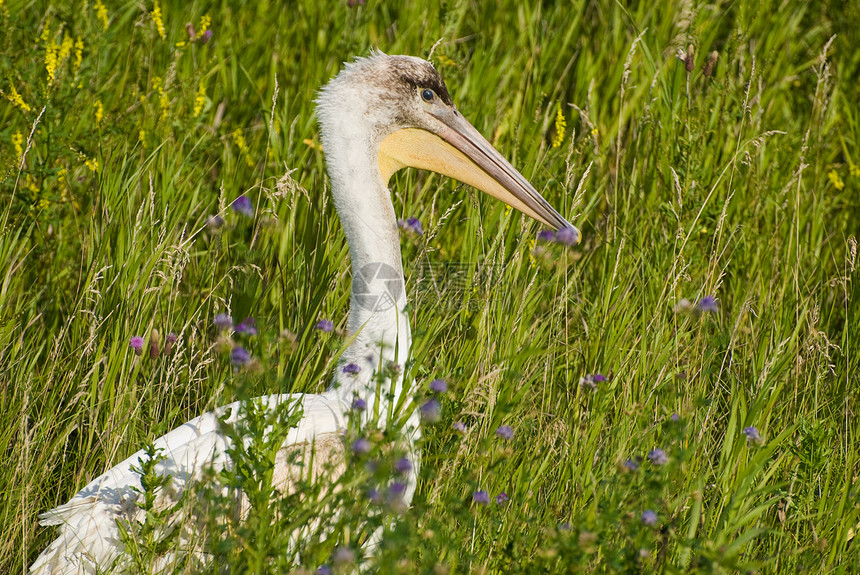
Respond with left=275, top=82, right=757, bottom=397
left=38, top=197, right=50, bottom=210
left=58, top=34, right=74, bottom=63
left=94, top=0, right=109, bottom=30
left=197, top=14, right=211, bottom=38
left=139, top=129, right=147, bottom=145
left=85, top=157, right=99, bottom=172
left=58, top=168, right=67, bottom=186
left=552, top=103, right=566, bottom=148
left=5, top=84, right=31, bottom=112
left=26, top=175, right=39, bottom=194
left=850, top=164, right=860, bottom=178
left=232, top=128, right=254, bottom=167
left=591, top=127, right=599, bottom=136
left=193, top=80, right=206, bottom=118
left=44, top=28, right=59, bottom=85
left=175, top=41, right=186, bottom=48
left=74, top=37, right=84, bottom=73
left=12, top=131, right=24, bottom=159
left=151, top=0, right=166, bottom=40
left=828, top=170, right=844, bottom=190
left=95, top=100, right=104, bottom=124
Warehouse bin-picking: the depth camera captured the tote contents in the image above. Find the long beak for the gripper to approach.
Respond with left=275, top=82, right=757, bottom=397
left=378, top=109, right=578, bottom=238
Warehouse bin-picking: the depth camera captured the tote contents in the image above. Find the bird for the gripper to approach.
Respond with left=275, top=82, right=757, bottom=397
left=30, top=52, right=578, bottom=574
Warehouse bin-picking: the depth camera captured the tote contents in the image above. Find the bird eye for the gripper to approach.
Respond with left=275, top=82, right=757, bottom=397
left=421, top=88, right=435, bottom=102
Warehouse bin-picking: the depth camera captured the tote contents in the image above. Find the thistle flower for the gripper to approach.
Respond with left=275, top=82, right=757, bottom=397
left=703, top=51, right=719, bottom=77
left=342, top=362, right=360, bottom=375
left=231, top=195, right=253, bottom=217
left=394, top=457, right=412, bottom=474
left=315, top=319, right=334, bottom=332
left=351, top=438, right=371, bottom=455
left=495, top=425, right=514, bottom=440
left=420, top=398, right=441, bottom=422
left=641, top=510, right=658, bottom=526
left=235, top=318, right=257, bottom=335
left=397, top=217, right=424, bottom=236
left=230, top=347, right=250, bottom=366
left=351, top=397, right=367, bottom=412
left=697, top=295, right=719, bottom=313
left=743, top=426, right=763, bottom=445
left=214, top=313, right=233, bottom=330
left=149, top=330, right=160, bottom=359
left=164, top=333, right=178, bottom=355
left=648, top=448, right=668, bottom=465
left=555, top=227, right=578, bottom=246
left=472, top=490, right=490, bottom=505
left=429, top=378, right=447, bottom=393
left=495, top=492, right=509, bottom=505
left=129, top=336, right=144, bottom=356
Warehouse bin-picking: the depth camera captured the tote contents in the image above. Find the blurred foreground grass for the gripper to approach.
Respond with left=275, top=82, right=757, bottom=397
left=1, top=0, right=858, bottom=572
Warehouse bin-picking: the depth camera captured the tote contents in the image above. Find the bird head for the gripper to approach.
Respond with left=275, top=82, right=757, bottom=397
left=317, top=52, right=578, bottom=237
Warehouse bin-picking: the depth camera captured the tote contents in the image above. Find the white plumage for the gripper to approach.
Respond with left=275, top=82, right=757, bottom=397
left=31, top=52, right=576, bottom=573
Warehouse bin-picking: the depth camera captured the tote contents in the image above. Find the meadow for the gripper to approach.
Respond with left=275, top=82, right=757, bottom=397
left=2, top=0, right=859, bottom=572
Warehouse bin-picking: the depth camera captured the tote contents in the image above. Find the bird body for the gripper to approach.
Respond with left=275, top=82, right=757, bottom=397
left=31, top=52, right=577, bottom=573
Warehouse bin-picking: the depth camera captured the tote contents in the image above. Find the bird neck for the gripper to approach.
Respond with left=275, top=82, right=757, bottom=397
left=321, top=118, right=413, bottom=427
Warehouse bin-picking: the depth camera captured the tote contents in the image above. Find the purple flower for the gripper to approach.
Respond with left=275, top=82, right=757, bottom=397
left=555, top=227, right=579, bottom=246
left=648, top=448, right=668, bottom=465
left=235, top=318, right=257, bottom=336
left=342, top=362, right=361, bottom=375
left=164, top=333, right=178, bottom=355
left=670, top=412, right=680, bottom=421
left=314, top=319, right=333, bottom=332
left=387, top=482, right=407, bottom=504
left=453, top=421, right=467, bottom=433
left=429, top=378, right=448, bottom=393
left=129, top=336, right=144, bottom=356
left=397, top=217, right=423, bottom=236
left=351, top=438, right=371, bottom=455
left=214, top=313, right=233, bottom=330
left=394, top=457, right=412, bottom=474
left=351, top=397, right=367, bottom=412
left=641, top=510, right=658, bottom=526
left=230, top=347, right=250, bottom=366
left=367, top=488, right=382, bottom=503
left=231, top=195, right=253, bottom=217
left=743, top=426, right=763, bottom=445
left=473, top=490, right=490, bottom=505
left=697, top=295, right=719, bottom=313
left=420, top=398, right=441, bottom=423
left=537, top=230, right=555, bottom=242
left=592, top=374, right=607, bottom=383
left=316, top=567, right=332, bottom=575
left=495, top=425, right=514, bottom=440
left=623, top=458, right=640, bottom=471
left=200, top=29, right=213, bottom=44
left=579, top=375, right=598, bottom=390
left=495, top=492, right=509, bottom=505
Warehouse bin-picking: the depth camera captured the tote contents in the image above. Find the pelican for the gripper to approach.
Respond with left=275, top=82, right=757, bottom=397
left=30, top=52, right=578, bottom=574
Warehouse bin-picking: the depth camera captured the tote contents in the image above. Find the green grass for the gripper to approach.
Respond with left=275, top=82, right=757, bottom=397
left=2, top=0, right=859, bottom=572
